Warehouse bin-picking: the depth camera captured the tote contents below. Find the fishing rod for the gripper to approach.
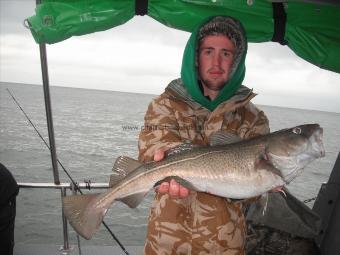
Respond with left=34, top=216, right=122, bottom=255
left=7, top=88, right=130, bottom=255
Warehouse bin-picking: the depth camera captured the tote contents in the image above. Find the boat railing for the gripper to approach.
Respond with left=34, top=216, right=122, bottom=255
left=17, top=182, right=110, bottom=254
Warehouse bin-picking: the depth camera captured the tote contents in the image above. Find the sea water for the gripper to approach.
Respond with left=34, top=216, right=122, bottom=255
left=1, top=82, right=339, bottom=246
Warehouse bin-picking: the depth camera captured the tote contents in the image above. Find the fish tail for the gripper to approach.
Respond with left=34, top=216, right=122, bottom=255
left=62, top=193, right=109, bottom=240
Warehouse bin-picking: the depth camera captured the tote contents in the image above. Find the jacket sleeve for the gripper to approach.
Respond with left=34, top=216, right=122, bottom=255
left=138, top=95, right=183, bottom=162
left=237, top=102, right=270, bottom=139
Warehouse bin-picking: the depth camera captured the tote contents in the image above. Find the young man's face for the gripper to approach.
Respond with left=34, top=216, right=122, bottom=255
left=198, top=35, right=235, bottom=92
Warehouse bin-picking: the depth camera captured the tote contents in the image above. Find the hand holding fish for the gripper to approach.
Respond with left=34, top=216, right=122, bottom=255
left=154, top=148, right=190, bottom=198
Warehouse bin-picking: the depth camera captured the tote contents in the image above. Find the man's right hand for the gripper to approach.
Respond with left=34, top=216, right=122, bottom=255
left=154, top=148, right=190, bottom=199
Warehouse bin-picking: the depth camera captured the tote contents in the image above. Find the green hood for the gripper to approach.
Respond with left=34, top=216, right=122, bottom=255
left=180, top=16, right=247, bottom=112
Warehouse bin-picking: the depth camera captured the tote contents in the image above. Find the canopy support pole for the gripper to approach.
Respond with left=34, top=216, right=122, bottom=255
left=36, top=0, right=60, bottom=185
left=38, top=42, right=60, bottom=185
left=33, top=2, right=129, bottom=254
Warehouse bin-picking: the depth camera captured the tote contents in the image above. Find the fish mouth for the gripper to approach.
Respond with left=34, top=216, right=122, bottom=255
left=311, top=126, right=325, bottom=158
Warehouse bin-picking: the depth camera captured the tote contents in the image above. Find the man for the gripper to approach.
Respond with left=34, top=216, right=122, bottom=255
left=0, top=163, right=19, bottom=255
left=138, top=16, right=269, bottom=254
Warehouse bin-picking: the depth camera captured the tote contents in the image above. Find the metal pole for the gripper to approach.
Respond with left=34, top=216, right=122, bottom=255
left=17, top=182, right=110, bottom=189
left=60, top=187, right=71, bottom=252
left=36, top=0, right=60, bottom=185
left=32, top=2, right=129, bottom=253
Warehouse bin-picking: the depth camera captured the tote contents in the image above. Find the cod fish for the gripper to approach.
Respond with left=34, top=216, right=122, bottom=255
left=63, top=124, right=325, bottom=240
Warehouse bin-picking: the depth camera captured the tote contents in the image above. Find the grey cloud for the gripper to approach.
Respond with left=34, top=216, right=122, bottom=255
left=248, top=42, right=300, bottom=64
left=0, top=1, right=35, bottom=34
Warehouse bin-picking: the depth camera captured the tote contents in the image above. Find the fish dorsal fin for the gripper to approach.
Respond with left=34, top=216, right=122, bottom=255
left=209, top=131, right=242, bottom=146
left=112, top=156, right=142, bottom=175
left=166, top=142, right=197, bottom=157
left=117, top=191, right=148, bottom=208
left=110, top=156, right=142, bottom=187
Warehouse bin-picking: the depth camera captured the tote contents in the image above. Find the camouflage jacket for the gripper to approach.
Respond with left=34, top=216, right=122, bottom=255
left=138, top=79, right=269, bottom=255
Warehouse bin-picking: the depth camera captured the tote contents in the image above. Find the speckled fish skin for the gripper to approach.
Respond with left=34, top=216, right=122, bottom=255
left=62, top=124, right=324, bottom=240
left=118, top=123, right=324, bottom=199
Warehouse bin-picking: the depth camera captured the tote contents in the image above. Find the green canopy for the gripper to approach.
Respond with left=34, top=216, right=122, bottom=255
left=27, top=0, right=340, bottom=73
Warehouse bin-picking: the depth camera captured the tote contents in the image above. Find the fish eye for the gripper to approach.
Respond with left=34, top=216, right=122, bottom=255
left=292, top=127, right=302, bottom=135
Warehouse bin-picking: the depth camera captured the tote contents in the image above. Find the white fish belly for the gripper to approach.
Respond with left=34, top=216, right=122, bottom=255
left=188, top=170, right=284, bottom=199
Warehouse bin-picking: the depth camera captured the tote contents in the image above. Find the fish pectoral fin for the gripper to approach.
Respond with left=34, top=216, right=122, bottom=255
left=154, top=176, right=199, bottom=191
left=255, top=158, right=284, bottom=179
left=63, top=193, right=107, bottom=240
left=117, top=191, right=148, bottom=208
left=110, top=156, right=143, bottom=187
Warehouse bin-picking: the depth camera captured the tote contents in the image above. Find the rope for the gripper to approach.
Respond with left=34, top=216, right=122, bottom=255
left=303, top=197, right=316, bottom=203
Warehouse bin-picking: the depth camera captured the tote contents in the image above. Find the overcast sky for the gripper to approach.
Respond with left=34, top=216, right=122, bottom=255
left=1, top=0, right=339, bottom=113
